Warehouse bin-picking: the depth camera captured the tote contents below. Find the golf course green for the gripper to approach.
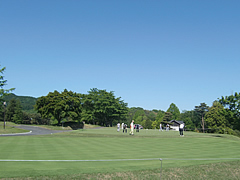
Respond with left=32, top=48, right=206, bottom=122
left=0, top=127, right=239, bottom=179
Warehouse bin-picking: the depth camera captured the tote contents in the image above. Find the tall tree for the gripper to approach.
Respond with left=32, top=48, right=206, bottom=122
left=194, top=103, right=209, bottom=133
left=0, top=65, right=15, bottom=126
left=147, top=111, right=157, bottom=121
left=0, top=66, right=15, bottom=100
left=167, top=103, right=180, bottom=120
left=61, top=89, right=83, bottom=122
left=5, top=99, right=22, bottom=122
left=12, top=103, right=23, bottom=124
left=35, top=90, right=63, bottom=124
left=132, top=109, right=145, bottom=124
left=127, top=107, right=142, bottom=125
left=153, top=110, right=165, bottom=129
left=205, top=101, right=229, bottom=133
left=162, top=112, right=172, bottom=123
left=219, top=92, right=240, bottom=130
left=144, top=118, right=152, bottom=129
left=35, top=90, right=83, bottom=124
left=82, top=88, right=128, bottom=126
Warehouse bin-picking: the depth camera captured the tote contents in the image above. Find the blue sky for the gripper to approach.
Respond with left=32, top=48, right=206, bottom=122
left=1, top=0, right=240, bottom=112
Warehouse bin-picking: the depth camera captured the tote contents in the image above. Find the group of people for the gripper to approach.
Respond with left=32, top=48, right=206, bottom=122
left=159, top=123, right=185, bottom=136
left=117, top=121, right=185, bottom=136
left=117, top=122, right=128, bottom=133
left=159, top=123, right=170, bottom=131
left=117, top=120, right=136, bottom=135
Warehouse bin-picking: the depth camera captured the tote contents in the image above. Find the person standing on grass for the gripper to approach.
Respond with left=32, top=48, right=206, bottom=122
left=159, top=123, right=163, bottom=131
left=130, top=120, right=134, bottom=135
left=124, top=124, right=127, bottom=133
left=166, top=124, right=169, bottom=131
left=136, top=124, right=139, bottom=132
left=179, top=123, right=184, bottom=136
left=117, top=123, right=120, bottom=132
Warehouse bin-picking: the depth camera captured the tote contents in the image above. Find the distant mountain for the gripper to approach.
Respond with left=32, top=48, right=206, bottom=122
left=3, top=93, right=37, bottom=113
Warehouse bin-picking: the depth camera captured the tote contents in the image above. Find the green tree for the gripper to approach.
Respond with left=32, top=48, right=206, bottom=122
left=83, top=88, right=128, bottom=126
left=0, top=65, right=15, bottom=126
left=162, top=112, right=172, bottom=124
left=61, top=89, right=83, bottom=122
left=147, top=111, right=157, bottom=121
left=205, top=101, right=229, bottom=133
left=133, top=109, right=145, bottom=120
left=156, top=110, right=164, bottom=121
left=219, top=92, right=240, bottom=130
left=152, top=120, right=158, bottom=129
left=167, top=103, right=180, bottom=120
left=22, top=111, right=31, bottom=124
left=178, top=110, right=195, bottom=130
left=131, top=109, right=145, bottom=125
left=135, top=115, right=148, bottom=125
left=35, top=90, right=63, bottom=124
left=12, top=106, right=23, bottom=124
left=155, top=110, right=165, bottom=129
left=144, top=118, right=152, bottom=129
left=5, top=99, right=17, bottom=122
left=0, top=66, right=15, bottom=101
left=194, top=103, right=209, bottom=133
left=35, top=90, right=83, bottom=124
left=31, top=113, right=47, bottom=125
left=5, top=99, right=22, bottom=123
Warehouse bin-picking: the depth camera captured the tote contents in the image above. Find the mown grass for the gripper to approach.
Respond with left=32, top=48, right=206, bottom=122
left=0, top=127, right=239, bottom=179
left=0, top=122, right=29, bottom=134
left=5, top=160, right=237, bottom=180
left=13, top=123, right=99, bottom=130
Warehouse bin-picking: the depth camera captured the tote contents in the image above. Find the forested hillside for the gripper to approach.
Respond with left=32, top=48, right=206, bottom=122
left=3, top=93, right=37, bottom=113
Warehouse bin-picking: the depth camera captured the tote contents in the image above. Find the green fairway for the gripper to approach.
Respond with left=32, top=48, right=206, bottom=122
left=0, top=128, right=240, bottom=179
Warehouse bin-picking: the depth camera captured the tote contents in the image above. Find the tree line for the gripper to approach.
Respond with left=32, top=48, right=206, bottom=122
left=2, top=90, right=240, bottom=137
left=2, top=89, right=128, bottom=127
left=35, top=88, right=128, bottom=127
left=0, top=64, right=240, bottom=136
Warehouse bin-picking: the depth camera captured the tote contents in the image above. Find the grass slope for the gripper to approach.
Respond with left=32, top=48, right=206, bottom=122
left=0, top=122, right=29, bottom=134
left=0, top=128, right=239, bottom=179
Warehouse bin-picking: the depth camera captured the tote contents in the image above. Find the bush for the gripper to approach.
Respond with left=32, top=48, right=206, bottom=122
left=233, top=130, right=240, bottom=137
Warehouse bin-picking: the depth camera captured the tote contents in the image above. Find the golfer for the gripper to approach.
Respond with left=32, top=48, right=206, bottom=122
left=179, top=123, right=184, bottom=136
left=166, top=124, right=169, bottom=131
left=136, top=124, right=139, bottom=132
left=159, top=123, right=163, bottom=131
left=124, top=124, right=127, bottom=133
left=130, top=120, right=134, bottom=135
left=117, top=123, right=120, bottom=132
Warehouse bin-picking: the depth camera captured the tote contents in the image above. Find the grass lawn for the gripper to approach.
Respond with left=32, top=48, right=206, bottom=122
left=0, top=122, right=29, bottom=134
left=0, top=127, right=239, bottom=179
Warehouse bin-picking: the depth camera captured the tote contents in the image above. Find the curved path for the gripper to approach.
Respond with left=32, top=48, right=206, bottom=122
left=0, top=125, right=72, bottom=136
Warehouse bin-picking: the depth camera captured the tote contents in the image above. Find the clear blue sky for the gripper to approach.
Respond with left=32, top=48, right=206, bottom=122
left=1, top=0, right=240, bottom=112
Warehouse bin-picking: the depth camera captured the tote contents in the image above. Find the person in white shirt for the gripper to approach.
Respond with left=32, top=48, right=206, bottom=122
left=117, top=123, right=120, bottom=132
left=166, top=124, right=169, bottom=131
left=159, top=123, right=163, bottom=131
left=179, top=123, right=184, bottom=136
left=130, top=120, right=134, bottom=135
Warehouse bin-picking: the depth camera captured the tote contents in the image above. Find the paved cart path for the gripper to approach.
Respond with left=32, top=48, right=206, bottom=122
left=0, top=125, right=72, bottom=136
